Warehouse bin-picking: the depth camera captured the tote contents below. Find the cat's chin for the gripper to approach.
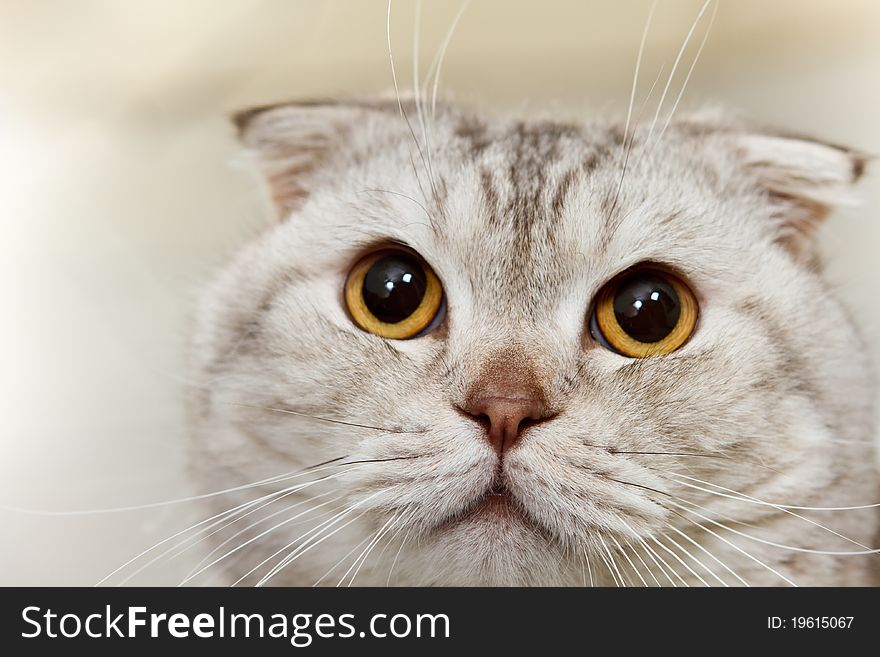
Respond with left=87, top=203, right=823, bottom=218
left=397, top=490, right=568, bottom=586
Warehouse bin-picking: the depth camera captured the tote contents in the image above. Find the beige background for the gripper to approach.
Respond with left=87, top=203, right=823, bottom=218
left=1, top=0, right=878, bottom=585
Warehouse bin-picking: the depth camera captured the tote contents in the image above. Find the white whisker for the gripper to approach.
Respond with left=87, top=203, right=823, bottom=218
left=622, top=536, right=662, bottom=587
left=643, top=0, right=713, bottom=149
left=664, top=523, right=748, bottom=586
left=179, top=491, right=345, bottom=586
left=622, top=0, right=658, bottom=149
left=651, top=535, right=709, bottom=586
left=608, top=533, right=648, bottom=586
left=672, top=497, right=880, bottom=557
left=665, top=500, right=797, bottom=586
left=654, top=0, right=718, bottom=144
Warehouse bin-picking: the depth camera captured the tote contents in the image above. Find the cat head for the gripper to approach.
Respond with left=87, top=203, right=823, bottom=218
left=189, top=99, right=872, bottom=585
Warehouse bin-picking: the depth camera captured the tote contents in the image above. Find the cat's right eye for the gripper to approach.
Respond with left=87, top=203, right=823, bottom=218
left=344, top=249, right=445, bottom=339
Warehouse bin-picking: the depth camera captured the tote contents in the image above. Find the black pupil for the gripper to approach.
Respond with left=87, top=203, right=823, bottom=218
left=613, top=272, right=681, bottom=343
left=362, top=254, right=428, bottom=324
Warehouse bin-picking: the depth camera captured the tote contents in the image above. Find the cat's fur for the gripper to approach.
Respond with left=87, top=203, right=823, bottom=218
left=188, top=99, right=879, bottom=586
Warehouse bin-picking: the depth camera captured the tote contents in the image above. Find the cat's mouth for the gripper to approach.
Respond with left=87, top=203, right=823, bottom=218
left=431, top=476, right=541, bottom=535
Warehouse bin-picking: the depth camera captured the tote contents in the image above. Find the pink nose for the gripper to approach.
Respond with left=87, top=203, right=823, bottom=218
left=459, top=394, right=551, bottom=456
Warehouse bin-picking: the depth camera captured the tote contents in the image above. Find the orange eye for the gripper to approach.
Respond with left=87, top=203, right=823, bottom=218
left=344, top=249, right=444, bottom=339
left=590, top=267, right=698, bottom=357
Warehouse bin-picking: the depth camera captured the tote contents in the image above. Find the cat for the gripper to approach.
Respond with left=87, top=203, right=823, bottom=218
left=187, top=98, right=879, bottom=586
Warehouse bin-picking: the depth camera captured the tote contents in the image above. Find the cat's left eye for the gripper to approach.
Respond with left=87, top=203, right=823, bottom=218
left=589, top=266, right=698, bottom=358
left=344, top=249, right=445, bottom=339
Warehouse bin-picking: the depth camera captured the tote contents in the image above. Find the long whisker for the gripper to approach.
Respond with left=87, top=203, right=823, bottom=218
left=386, top=0, right=440, bottom=206
left=367, top=511, right=411, bottom=583
left=608, top=533, right=648, bottom=586
left=427, top=0, right=471, bottom=123
left=659, top=532, right=724, bottom=586
left=654, top=0, right=719, bottom=144
left=4, top=457, right=350, bottom=517
left=312, top=521, right=377, bottom=587
left=385, top=524, right=413, bottom=586
left=659, top=471, right=878, bottom=553
left=664, top=500, right=797, bottom=585
left=226, top=401, right=424, bottom=434
left=156, top=486, right=346, bottom=586
left=186, top=491, right=345, bottom=581
left=249, top=499, right=370, bottom=587
left=254, top=491, right=383, bottom=587
left=663, top=522, right=748, bottom=586
left=621, top=536, right=662, bottom=587
left=650, top=535, right=709, bottom=586
left=179, top=491, right=348, bottom=586
left=595, top=538, right=622, bottom=587
left=638, top=532, right=686, bottom=586
left=96, top=466, right=353, bottom=586
left=643, top=0, right=714, bottom=149
left=616, top=517, right=683, bottom=586
left=343, top=511, right=404, bottom=587
left=621, top=0, right=658, bottom=149
left=670, top=496, right=880, bottom=557
left=666, top=471, right=880, bottom=512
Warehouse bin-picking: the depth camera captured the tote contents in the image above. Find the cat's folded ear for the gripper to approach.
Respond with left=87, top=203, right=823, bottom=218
left=735, top=130, right=869, bottom=258
left=232, top=100, right=389, bottom=219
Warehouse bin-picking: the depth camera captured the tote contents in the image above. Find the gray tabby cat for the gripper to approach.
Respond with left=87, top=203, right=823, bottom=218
left=188, top=99, right=879, bottom=586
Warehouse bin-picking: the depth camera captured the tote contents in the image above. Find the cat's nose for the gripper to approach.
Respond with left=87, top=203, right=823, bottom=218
left=459, top=394, right=552, bottom=456
left=458, top=349, right=555, bottom=456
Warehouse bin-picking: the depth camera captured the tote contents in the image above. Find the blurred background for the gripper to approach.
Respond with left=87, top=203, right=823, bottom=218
left=1, top=0, right=878, bottom=585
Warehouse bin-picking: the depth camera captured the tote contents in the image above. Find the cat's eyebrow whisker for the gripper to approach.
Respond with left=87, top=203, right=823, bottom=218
left=643, top=0, right=714, bottom=150
left=426, top=0, right=470, bottom=124
left=360, top=188, right=431, bottom=218
left=411, top=0, right=437, bottom=210
left=653, top=0, right=719, bottom=146
left=621, top=0, right=658, bottom=150
left=225, top=401, right=426, bottom=434
left=386, top=0, right=441, bottom=212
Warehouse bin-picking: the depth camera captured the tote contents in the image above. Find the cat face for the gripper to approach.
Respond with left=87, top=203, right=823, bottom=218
left=189, top=100, right=876, bottom=586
